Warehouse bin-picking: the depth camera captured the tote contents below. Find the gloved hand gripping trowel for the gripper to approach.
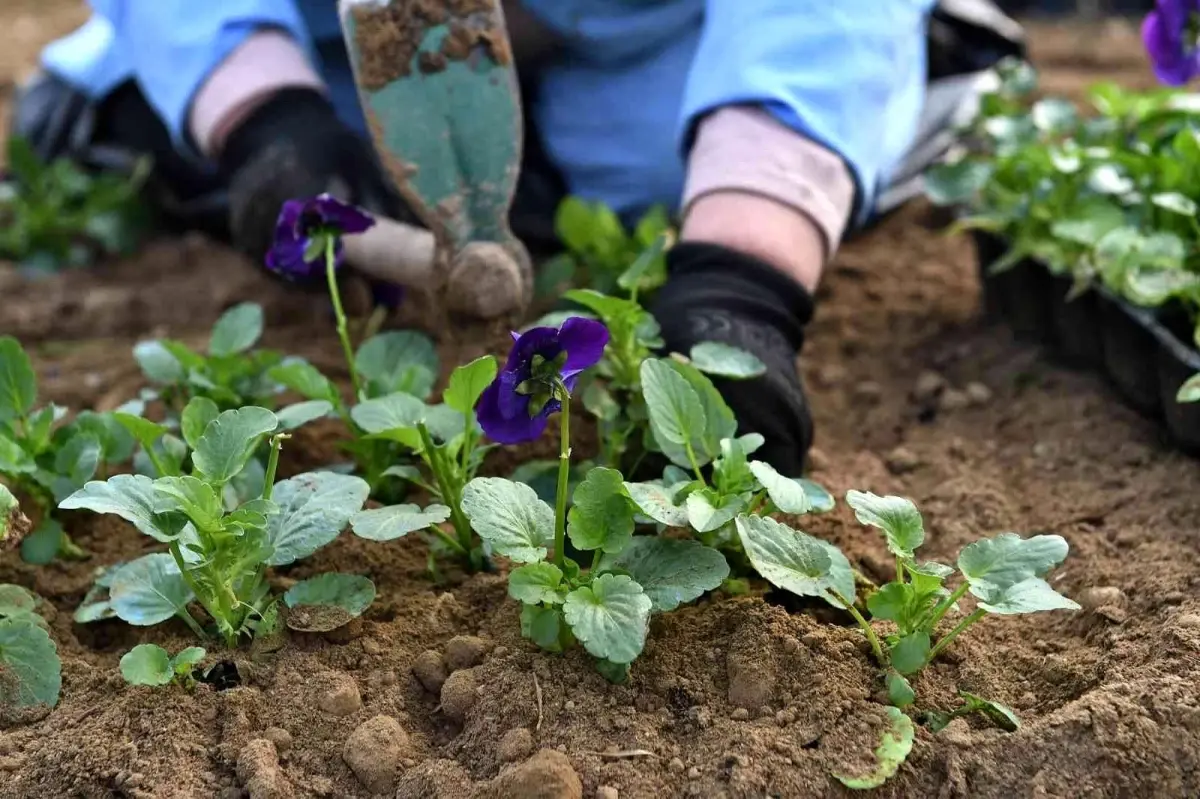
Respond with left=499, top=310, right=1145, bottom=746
left=337, top=0, right=532, bottom=320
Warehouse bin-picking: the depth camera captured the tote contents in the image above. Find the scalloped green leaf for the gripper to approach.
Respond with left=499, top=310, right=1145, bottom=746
left=461, top=478, right=554, bottom=564
left=846, top=491, right=925, bottom=560
left=598, top=537, right=729, bottom=612
left=108, top=553, right=195, bottom=626
left=834, top=707, right=914, bottom=789
left=283, top=573, right=375, bottom=632
left=567, top=467, right=634, bottom=553
left=734, top=514, right=855, bottom=608
left=120, top=644, right=173, bottom=686
left=0, top=617, right=61, bottom=714
left=191, top=407, right=278, bottom=485
left=562, top=573, right=651, bottom=665
left=265, top=472, right=370, bottom=566
left=351, top=503, right=451, bottom=541
left=208, top=302, right=263, bottom=357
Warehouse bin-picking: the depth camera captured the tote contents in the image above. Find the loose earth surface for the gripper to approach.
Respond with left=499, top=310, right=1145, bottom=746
left=2, top=10, right=1198, bottom=799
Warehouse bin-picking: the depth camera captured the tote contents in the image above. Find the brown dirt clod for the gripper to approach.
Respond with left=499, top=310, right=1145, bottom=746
left=317, top=672, right=363, bottom=717
left=444, top=635, right=494, bottom=671
left=480, top=749, right=583, bottom=799
left=343, top=715, right=411, bottom=794
left=236, top=739, right=293, bottom=799
left=440, top=668, right=478, bottom=723
left=413, top=648, right=450, bottom=694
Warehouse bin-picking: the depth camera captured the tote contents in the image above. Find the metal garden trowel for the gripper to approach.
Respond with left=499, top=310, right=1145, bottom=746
left=338, top=0, right=532, bottom=320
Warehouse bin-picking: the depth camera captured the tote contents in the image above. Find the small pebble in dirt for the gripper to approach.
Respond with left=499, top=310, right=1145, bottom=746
left=361, top=638, right=382, bottom=656
left=412, top=649, right=449, bottom=695
left=564, top=700, right=576, bottom=711
left=440, top=668, right=478, bottom=723
left=668, top=758, right=685, bottom=774
left=913, top=370, right=947, bottom=403
left=596, top=786, right=619, bottom=799
left=775, top=709, right=796, bottom=727
left=444, top=635, right=494, bottom=671
left=497, top=727, right=535, bottom=762
left=687, top=766, right=701, bottom=780
left=938, top=388, right=970, bottom=412
left=781, top=637, right=800, bottom=655
left=758, top=706, right=773, bottom=719
left=886, top=446, right=922, bottom=474
left=1175, top=613, right=1200, bottom=629
left=482, top=750, right=582, bottom=799
left=806, top=447, right=829, bottom=472
left=261, top=727, right=292, bottom=754
left=343, top=715, right=410, bottom=794
left=318, top=674, right=362, bottom=716
left=730, top=708, right=750, bottom=721
left=852, top=380, right=883, bottom=404
left=1078, top=586, right=1127, bottom=611
left=965, top=381, right=993, bottom=406
left=236, top=739, right=292, bottom=799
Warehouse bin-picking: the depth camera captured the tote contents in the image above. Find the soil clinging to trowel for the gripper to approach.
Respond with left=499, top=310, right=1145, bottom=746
left=350, top=0, right=511, bottom=90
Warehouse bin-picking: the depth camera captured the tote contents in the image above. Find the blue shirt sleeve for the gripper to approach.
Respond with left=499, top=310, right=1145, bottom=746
left=59, top=1, right=315, bottom=150
left=682, top=0, right=936, bottom=220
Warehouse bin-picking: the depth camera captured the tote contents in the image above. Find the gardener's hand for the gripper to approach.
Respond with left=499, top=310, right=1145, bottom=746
left=651, top=241, right=815, bottom=476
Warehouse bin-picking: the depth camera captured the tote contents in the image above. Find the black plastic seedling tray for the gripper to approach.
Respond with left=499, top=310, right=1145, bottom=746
left=971, top=231, right=1200, bottom=453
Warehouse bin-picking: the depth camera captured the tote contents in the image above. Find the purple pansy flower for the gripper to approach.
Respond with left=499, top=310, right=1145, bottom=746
left=1143, top=0, right=1200, bottom=85
left=265, top=193, right=375, bottom=279
left=476, top=317, right=610, bottom=444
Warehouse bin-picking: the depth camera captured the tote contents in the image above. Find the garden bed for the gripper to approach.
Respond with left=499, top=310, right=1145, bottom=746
left=1, top=13, right=1199, bottom=799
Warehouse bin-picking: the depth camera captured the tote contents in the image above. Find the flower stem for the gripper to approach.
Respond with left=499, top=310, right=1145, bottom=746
left=262, top=434, right=289, bottom=502
left=927, top=608, right=986, bottom=664
left=325, top=236, right=362, bottom=401
left=426, top=524, right=468, bottom=556
left=418, top=423, right=473, bottom=556
left=554, top=395, right=572, bottom=569
left=829, top=589, right=886, bottom=666
left=926, top=581, right=971, bottom=631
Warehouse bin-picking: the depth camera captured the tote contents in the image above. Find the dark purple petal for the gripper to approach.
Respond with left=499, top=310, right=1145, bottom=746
left=264, top=237, right=316, bottom=278
left=557, top=316, right=610, bottom=376
left=310, top=193, right=375, bottom=235
left=1143, top=1, right=1200, bottom=85
left=476, top=380, right=552, bottom=444
left=508, top=326, right=563, bottom=372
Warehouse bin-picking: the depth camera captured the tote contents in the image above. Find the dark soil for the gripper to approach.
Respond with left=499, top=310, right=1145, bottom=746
left=2, top=11, right=1198, bottom=799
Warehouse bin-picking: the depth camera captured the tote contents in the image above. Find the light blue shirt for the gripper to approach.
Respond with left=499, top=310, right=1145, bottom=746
left=41, top=0, right=936, bottom=225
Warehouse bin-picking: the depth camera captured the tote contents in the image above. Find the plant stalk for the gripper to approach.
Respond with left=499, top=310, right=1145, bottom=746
left=418, top=423, right=473, bottom=555
left=554, top=394, right=572, bottom=569
left=262, top=434, right=288, bottom=502
left=830, top=589, right=886, bottom=666
left=927, top=608, right=987, bottom=664
left=926, top=581, right=971, bottom=631
left=325, top=236, right=362, bottom=401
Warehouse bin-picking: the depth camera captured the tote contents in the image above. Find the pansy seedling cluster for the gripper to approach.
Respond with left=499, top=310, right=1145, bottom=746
left=60, top=399, right=373, bottom=646
left=0, top=336, right=136, bottom=563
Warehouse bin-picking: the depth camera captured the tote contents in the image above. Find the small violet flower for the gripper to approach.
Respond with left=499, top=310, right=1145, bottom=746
left=477, top=317, right=610, bottom=444
left=265, top=193, right=375, bottom=279
left=1143, top=0, right=1200, bottom=86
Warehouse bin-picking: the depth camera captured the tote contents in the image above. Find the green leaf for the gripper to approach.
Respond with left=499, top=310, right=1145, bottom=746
left=351, top=503, right=451, bottom=541
left=641, top=358, right=707, bottom=469
left=120, top=644, right=173, bottom=686
left=867, top=582, right=912, bottom=622
left=555, top=196, right=601, bottom=253
left=567, top=467, right=634, bottom=553
left=886, top=671, right=915, bottom=708
left=689, top=342, right=767, bottom=379
left=595, top=657, right=632, bottom=685
left=268, top=360, right=339, bottom=404
left=617, top=232, right=668, bottom=292
left=208, top=302, right=263, bottom=356
left=959, top=690, right=1020, bottom=732
left=266, top=472, right=370, bottom=565
left=563, top=289, right=642, bottom=323
left=734, top=514, right=856, bottom=608
left=19, top=519, right=63, bottom=566
left=0, top=617, right=61, bottom=713
left=958, top=533, right=1078, bottom=614
left=112, top=413, right=168, bottom=450
left=0, top=336, right=37, bottom=423
left=0, top=584, right=37, bottom=619
left=275, top=400, right=333, bottom=430
left=562, top=573, right=652, bottom=664
left=800, top=480, right=835, bottom=513
left=520, top=603, right=567, bottom=652
left=461, top=477, right=555, bottom=564
left=153, top=476, right=225, bottom=532
left=355, top=331, right=438, bottom=400
left=350, top=392, right=426, bottom=442
left=0, top=433, right=35, bottom=474
left=748, top=461, right=815, bottom=514
left=60, top=474, right=181, bottom=542
left=834, top=707, right=915, bottom=789
left=171, top=646, right=206, bottom=675
left=132, top=340, right=184, bottom=384
left=74, top=565, right=119, bottom=624
left=685, top=490, right=744, bottom=533
left=923, top=160, right=992, bottom=206
left=51, top=434, right=102, bottom=502
left=1030, top=97, right=1077, bottom=133
left=1176, top=373, right=1200, bottom=403
left=597, top=536, right=729, bottom=612
left=444, top=356, right=498, bottom=416
left=622, top=482, right=688, bottom=527
left=845, top=491, right=924, bottom=560
left=508, top=562, right=565, bottom=604
left=181, top=397, right=220, bottom=450
left=890, top=632, right=930, bottom=675
left=668, top=359, right=736, bottom=458
left=191, top=406, right=278, bottom=485
left=1150, top=192, right=1198, bottom=216
left=108, top=553, right=195, bottom=626
left=283, top=573, right=376, bottom=632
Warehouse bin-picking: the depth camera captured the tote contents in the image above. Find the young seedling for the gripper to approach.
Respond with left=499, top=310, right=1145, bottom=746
left=540, top=197, right=673, bottom=298
left=61, top=402, right=373, bottom=646
left=269, top=327, right=440, bottom=502
left=348, top=355, right=498, bottom=573
left=133, top=302, right=290, bottom=413
left=458, top=318, right=730, bottom=680
left=622, top=356, right=833, bottom=568
left=120, top=643, right=206, bottom=688
left=0, top=336, right=136, bottom=563
left=0, top=584, right=62, bottom=717
left=0, top=135, right=149, bottom=276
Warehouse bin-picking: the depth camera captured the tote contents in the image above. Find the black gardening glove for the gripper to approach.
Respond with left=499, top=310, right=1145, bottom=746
left=651, top=242, right=815, bottom=476
left=220, top=88, right=412, bottom=269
